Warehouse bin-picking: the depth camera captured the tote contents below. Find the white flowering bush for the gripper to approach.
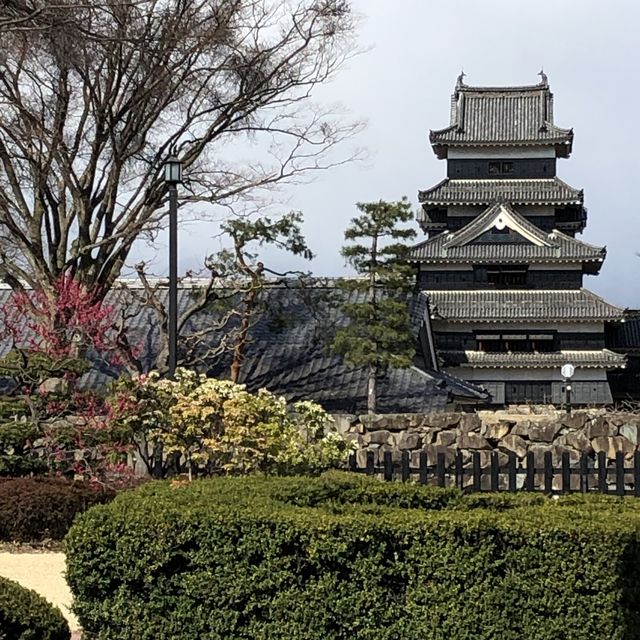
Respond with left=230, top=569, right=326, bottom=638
left=108, top=369, right=350, bottom=478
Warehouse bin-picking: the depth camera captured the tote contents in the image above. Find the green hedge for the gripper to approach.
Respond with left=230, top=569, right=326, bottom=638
left=66, top=472, right=640, bottom=640
left=0, top=576, right=70, bottom=640
left=0, top=477, right=116, bottom=542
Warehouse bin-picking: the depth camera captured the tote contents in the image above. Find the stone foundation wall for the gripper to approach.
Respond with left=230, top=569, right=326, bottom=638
left=333, top=406, right=640, bottom=469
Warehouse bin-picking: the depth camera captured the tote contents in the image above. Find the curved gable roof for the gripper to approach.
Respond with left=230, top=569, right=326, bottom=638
left=408, top=202, right=605, bottom=266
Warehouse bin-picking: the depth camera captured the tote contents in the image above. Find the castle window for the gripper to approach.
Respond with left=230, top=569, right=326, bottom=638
left=488, top=161, right=514, bottom=175
left=476, top=332, right=555, bottom=353
left=475, top=264, right=528, bottom=287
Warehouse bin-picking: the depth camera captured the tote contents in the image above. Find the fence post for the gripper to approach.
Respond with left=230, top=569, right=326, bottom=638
left=472, top=451, right=481, bottom=492
left=525, top=451, right=535, bottom=491
left=366, top=450, right=375, bottom=476
left=635, top=451, right=640, bottom=497
left=508, top=452, right=516, bottom=492
left=561, top=451, right=570, bottom=494
left=349, top=453, right=357, bottom=472
left=580, top=453, right=589, bottom=493
left=419, top=450, right=428, bottom=485
left=490, top=451, right=499, bottom=492
left=597, top=451, right=608, bottom=493
left=401, top=450, right=410, bottom=482
left=616, top=451, right=625, bottom=496
left=436, top=453, right=445, bottom=488
left=383, top=451, right=393, bottom=482
left=455, top=450, right=464, bottom=490
left=544, top=451, right=553, bottom=494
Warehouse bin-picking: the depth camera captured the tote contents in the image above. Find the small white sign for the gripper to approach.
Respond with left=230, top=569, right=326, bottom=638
left=561, top=363, right=575, bottom=379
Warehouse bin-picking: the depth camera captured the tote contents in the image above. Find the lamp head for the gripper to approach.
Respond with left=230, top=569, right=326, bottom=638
left=164, top=155, right=183, bottom=184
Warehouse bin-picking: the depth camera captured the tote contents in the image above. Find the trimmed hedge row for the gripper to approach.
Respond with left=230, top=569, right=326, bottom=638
left=66, top=472, right=640, bottom=640
left=0, top=477, right=117, bottom=542
left=0, top=576, right=70, bottom=640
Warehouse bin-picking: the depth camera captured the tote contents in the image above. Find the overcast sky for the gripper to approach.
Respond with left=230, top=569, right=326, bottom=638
left=140, top=0, right=640, bottom=308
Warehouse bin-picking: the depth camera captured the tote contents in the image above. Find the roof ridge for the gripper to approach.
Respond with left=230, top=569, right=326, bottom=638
left=580, top=287, right=627, bottom=311
left=426, top=288, right=616, bottom=294
left=456, top=83, right=549, bottom=93
left=417, top=176, right=584, bottom=207
left=549, top=229, right=605, bottom=253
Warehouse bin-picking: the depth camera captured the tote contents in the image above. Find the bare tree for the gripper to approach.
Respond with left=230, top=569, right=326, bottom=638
left=0, top=0, right=362, bottom=299
left=123, top=210, right=314, bottom=377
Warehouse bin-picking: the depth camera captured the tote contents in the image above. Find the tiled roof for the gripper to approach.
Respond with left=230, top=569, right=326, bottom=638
left=440, top=349, right=626, bottom=369
left=418, top=178, right=583, bottom=207
left=607, top=310, right=640, bottom=353
left=430, top=78, right=573, bottom=155
left=424, top=289, right=626, bottom=323
left=409, top=202, right=605, bottom=265
left=0, top=282, right=489, bottom=412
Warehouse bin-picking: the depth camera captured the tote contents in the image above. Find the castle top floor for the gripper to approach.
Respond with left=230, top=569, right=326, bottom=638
left=429, top=73, right=574, bottom=161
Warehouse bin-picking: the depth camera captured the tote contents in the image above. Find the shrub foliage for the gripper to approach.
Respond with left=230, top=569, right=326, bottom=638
left=0, top=477, right=116, bottom=542
left=0, top=576, right=70, bottom=640
left=108, top=369, right=349, bottom=478
left=66, top=473, right=640, bottom=639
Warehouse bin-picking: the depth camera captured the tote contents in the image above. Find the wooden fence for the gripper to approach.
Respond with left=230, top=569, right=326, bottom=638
left=347, top=449, right=640, bottom=495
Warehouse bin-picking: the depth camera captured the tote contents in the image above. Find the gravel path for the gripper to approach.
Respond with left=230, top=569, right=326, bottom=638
left=0, top=552, right=80, bottom=633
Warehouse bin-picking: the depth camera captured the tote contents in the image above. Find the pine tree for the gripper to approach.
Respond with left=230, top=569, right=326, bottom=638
left=332, top=198, right=417, bottom=413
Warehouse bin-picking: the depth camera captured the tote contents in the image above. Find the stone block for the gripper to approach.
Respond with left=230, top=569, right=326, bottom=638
left=367, top=430, right=393, bottom=445
left=456, top=432, right=491, bottom=450
left=529, top=422, right=562, bottom=443
left=358, top=414, right=384, bottom=430
left=482, top=421, right=511, bottom=441
left=585, top=417, right=617, bottom=438
left=529, top=444, right=575, bottom=467
left=508, top=405, right=534, bottom=415
left=377, top=444, right=401, bottom=464
left=532, top=405, right=558, bottom=415
left=561, top=413, right=587, bottom=430
left=344, top=433, right=364, bottom=448
left=555, top=431, right=592, bottom=452
left=620, top=424, right=640, bottom=446
left=511, top=421, right=531, bottom=438
left=458, top=413, right=481, bottom=433
left=435, top=430, right=457, bottom=446
left=397, top=431, right=422, bottom=450
left=355, top=448, right=370, bottom=468
left=419, top=427, right=441, bottom=445
left=423, top=413, right=461, bottom=430
left=331, top=414, right=357, bottom=434
left=591, top=436, right=636, bottom=460
left=498, top=434, right=528, bottom=458
left=422, top=444, right=456, bottom=467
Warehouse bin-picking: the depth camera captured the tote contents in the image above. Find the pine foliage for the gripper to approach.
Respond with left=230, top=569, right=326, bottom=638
left=332, top=198, right=417, bottom=411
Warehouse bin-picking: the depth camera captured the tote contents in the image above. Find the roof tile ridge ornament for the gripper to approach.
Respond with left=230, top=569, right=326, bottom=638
left=452, top=70, right=467, bottom=132
left=537, top=69, right=549, bottom=132
left=538, top=68, right=549, bottom=88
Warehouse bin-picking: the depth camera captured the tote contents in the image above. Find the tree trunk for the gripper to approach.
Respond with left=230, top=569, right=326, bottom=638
left=367, top=363, right=376, bottom=414
left=367, top=234, right=378, bottom=414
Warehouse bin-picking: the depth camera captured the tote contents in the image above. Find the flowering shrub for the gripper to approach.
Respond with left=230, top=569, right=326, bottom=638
left=1, top=275, right=116, bottom=359
left=108, top=369, right=350, bottom=478
left=0, top=275, right=138, bottom=483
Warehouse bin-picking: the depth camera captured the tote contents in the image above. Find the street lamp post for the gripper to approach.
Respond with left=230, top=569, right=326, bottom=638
left=164, top=155, right=183, bottom=379
left=560, top=363, right=575, bottom=414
